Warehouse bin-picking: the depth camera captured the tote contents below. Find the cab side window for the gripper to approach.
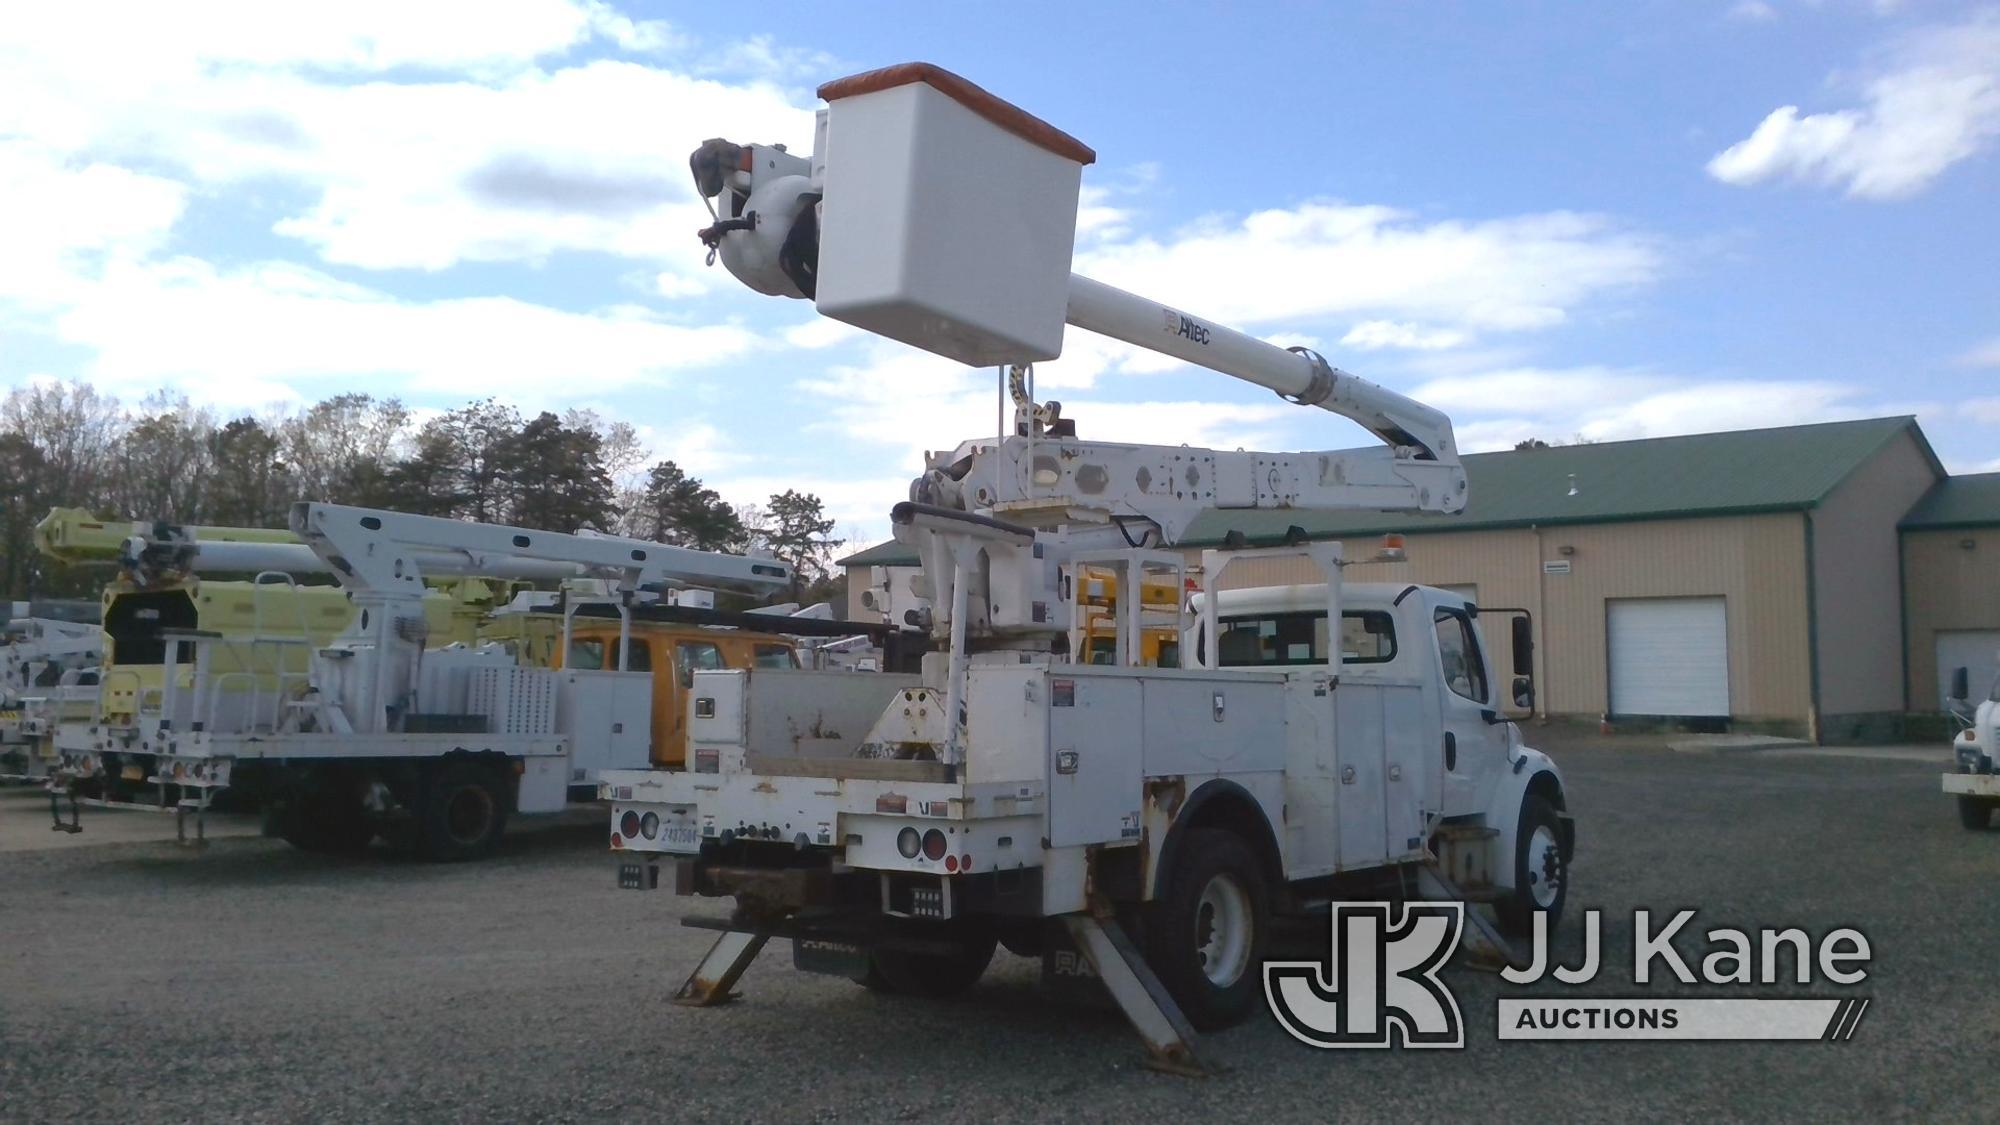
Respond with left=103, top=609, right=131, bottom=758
left=1433, top=609, right=1488, bottom=703
left=566, top=638, right=605, bottom=670
left=609, top=638, right=652, bottom=672
left=675, top=641, right=725, bottom=687
left=753, top=643, right=798, bottom=669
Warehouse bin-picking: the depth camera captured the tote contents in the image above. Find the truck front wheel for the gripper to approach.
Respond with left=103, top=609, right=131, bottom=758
left=1147, top=827, right=1270, bottom=1030
left=1495, top=795, right=1568, bottom=936
left=1957, top=795, right=1994, bottom=831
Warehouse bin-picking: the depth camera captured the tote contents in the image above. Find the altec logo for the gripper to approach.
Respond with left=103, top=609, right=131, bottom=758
left=1264, top=902, right=1466, bottom=1049
left=1265, top=905, right=1873, bottom=1048
left=1162, top=307, right=1212, bottom=346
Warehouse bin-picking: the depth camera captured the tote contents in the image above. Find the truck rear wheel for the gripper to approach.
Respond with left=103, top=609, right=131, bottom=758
left=270, top=771, right=373, bottom=855
left=1957, top=795, right=1994, bottom=831
left=418, top=760, right=507, bottom=862
left=1495, top=795, right=1568, bottom=936
left=862, top=922, right=997, bottom=997
left=1146, top=827, right=1270, bottom=1030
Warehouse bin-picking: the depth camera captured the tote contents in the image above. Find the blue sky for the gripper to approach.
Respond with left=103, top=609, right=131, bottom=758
left=2, top=1, right=1995, bottom=546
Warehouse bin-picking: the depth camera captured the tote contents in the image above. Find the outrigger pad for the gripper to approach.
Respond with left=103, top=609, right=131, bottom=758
left=1062, top=914, right=1213, bottom=1078
left=48, top=790, right=81, bottom=834
left=672, top=929, right=772, bottom=1007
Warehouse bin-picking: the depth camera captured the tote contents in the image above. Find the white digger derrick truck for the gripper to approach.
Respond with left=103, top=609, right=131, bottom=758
left=47, top=503, right=791, bottom=859
left=603, top=63, right=1574, bottom=1070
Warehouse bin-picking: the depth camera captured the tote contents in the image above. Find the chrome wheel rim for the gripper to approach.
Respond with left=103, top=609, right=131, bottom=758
left=1527, top=825, right=1562, bottom=908
left=1195, top=873, right=1254, bottom=987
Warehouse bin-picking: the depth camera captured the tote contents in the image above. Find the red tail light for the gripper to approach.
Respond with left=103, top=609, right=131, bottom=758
left=943, top=854, right=958, bottom=873
left=921, top=828, right=947, bottom=861
left=620, top=810, right=641, bottom=838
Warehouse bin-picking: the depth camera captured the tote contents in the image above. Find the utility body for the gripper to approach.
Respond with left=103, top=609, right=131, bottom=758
left=609, top=62, right=1576, bottom=1068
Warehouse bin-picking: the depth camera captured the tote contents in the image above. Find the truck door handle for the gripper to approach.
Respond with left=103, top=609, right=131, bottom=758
left=1443, top=732, right=1457, bottom=772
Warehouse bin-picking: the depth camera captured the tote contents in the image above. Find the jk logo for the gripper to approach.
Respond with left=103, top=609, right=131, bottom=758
left=1264, top=902, right=1465, bottom=1049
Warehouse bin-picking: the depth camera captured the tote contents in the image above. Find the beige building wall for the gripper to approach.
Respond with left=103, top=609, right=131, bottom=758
left=1191, top=513, right=1814, bottom=724
left=1809, top=429, right=1942, bottom=724
left=1903, top=527, right=2000, bottom=708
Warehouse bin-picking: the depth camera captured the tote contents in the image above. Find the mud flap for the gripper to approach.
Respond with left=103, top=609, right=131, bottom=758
left=793, top=936, right=872, bottom=981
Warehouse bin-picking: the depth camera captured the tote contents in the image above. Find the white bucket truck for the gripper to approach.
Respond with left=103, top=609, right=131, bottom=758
left=605, top=63, right=1573, bottom=1069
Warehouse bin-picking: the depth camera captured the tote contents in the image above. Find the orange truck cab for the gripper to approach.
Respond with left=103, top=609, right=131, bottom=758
left=557, top=620, right=798, bottom=767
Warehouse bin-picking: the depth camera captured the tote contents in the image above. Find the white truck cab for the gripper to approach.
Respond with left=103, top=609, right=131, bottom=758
left=1943, top=662, right=2000, bottom=830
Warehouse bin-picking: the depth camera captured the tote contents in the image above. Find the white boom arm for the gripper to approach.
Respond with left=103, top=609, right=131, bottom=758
left=1065, top=275, right=1456, bottom=465
left=286, top=503, right=791, bottom=734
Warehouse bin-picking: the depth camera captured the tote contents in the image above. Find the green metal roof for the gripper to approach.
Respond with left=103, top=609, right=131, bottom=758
left=839, top=416, right=1934, bottom=565
left=1184, top=415, right=1931, bottom=546
left=1901, top=472, right=2000, bottom=531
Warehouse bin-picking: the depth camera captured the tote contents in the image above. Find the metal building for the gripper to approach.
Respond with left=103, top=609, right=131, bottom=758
left=1901, top=472, right=2000, bottom=712
left=844, top=417, right=1971, bottom=741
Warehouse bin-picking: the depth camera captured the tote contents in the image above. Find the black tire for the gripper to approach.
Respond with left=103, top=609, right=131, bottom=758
left=862, top=922, right=997, bottom=997
left=1495, top=794, right=1568, bottom=936
left=417, top=760, right=507, bottom=862
left=270, top=771, right=373, bottom=855
left=1957, top=795, right=1994, bottom=832
left=1145, top=827, right=1271, bottom=1031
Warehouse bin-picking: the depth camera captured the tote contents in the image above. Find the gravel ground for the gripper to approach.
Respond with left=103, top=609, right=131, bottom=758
left=3, top=733, right=1998, bottom=1123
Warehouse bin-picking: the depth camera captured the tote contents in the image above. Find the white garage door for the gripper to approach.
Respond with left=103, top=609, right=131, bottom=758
left=1608, top=597, right=1730, bottom=717
left=1937, top=631, right=2000, bottom=709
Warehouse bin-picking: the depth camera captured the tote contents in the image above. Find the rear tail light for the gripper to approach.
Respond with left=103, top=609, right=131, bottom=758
left=640, top=812, right=660, bottom=839
left=619, top=810, right=641, bottom=838
left=921, top=828, right=947, bottom=861
left=897, top=826, right=921, bottom=858
left=944, top=854, right=958, bottom=873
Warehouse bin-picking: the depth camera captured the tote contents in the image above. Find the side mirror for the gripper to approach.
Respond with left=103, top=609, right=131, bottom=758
left=1510, top=616, right=1534, bottom=678
left=1950, top=666, right=1970, bottom=703
left=1512, top=675, right=1535, bottom=711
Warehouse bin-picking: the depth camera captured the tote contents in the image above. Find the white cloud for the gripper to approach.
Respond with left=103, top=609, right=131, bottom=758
left=47, top=257, right=755, bottom=409
left=1340, top=320, right=1471, bottom=351
left=0, top=7, right=813, bottom=279
left=1414, top=367, right=1883, bottom=451
left=1707, top=13, right=2000, bottom=198
left=1076, top=204, right=1659, bottom=338
left=1726, top=1, right=1779, bottom=23
left=783, top=318, right=863, bottom=349
left=1967, top=397, right=2000, bottom=425
left=1959, top=338, right=2000, bottom=367
left=0, top=143, right=188, bottom=308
